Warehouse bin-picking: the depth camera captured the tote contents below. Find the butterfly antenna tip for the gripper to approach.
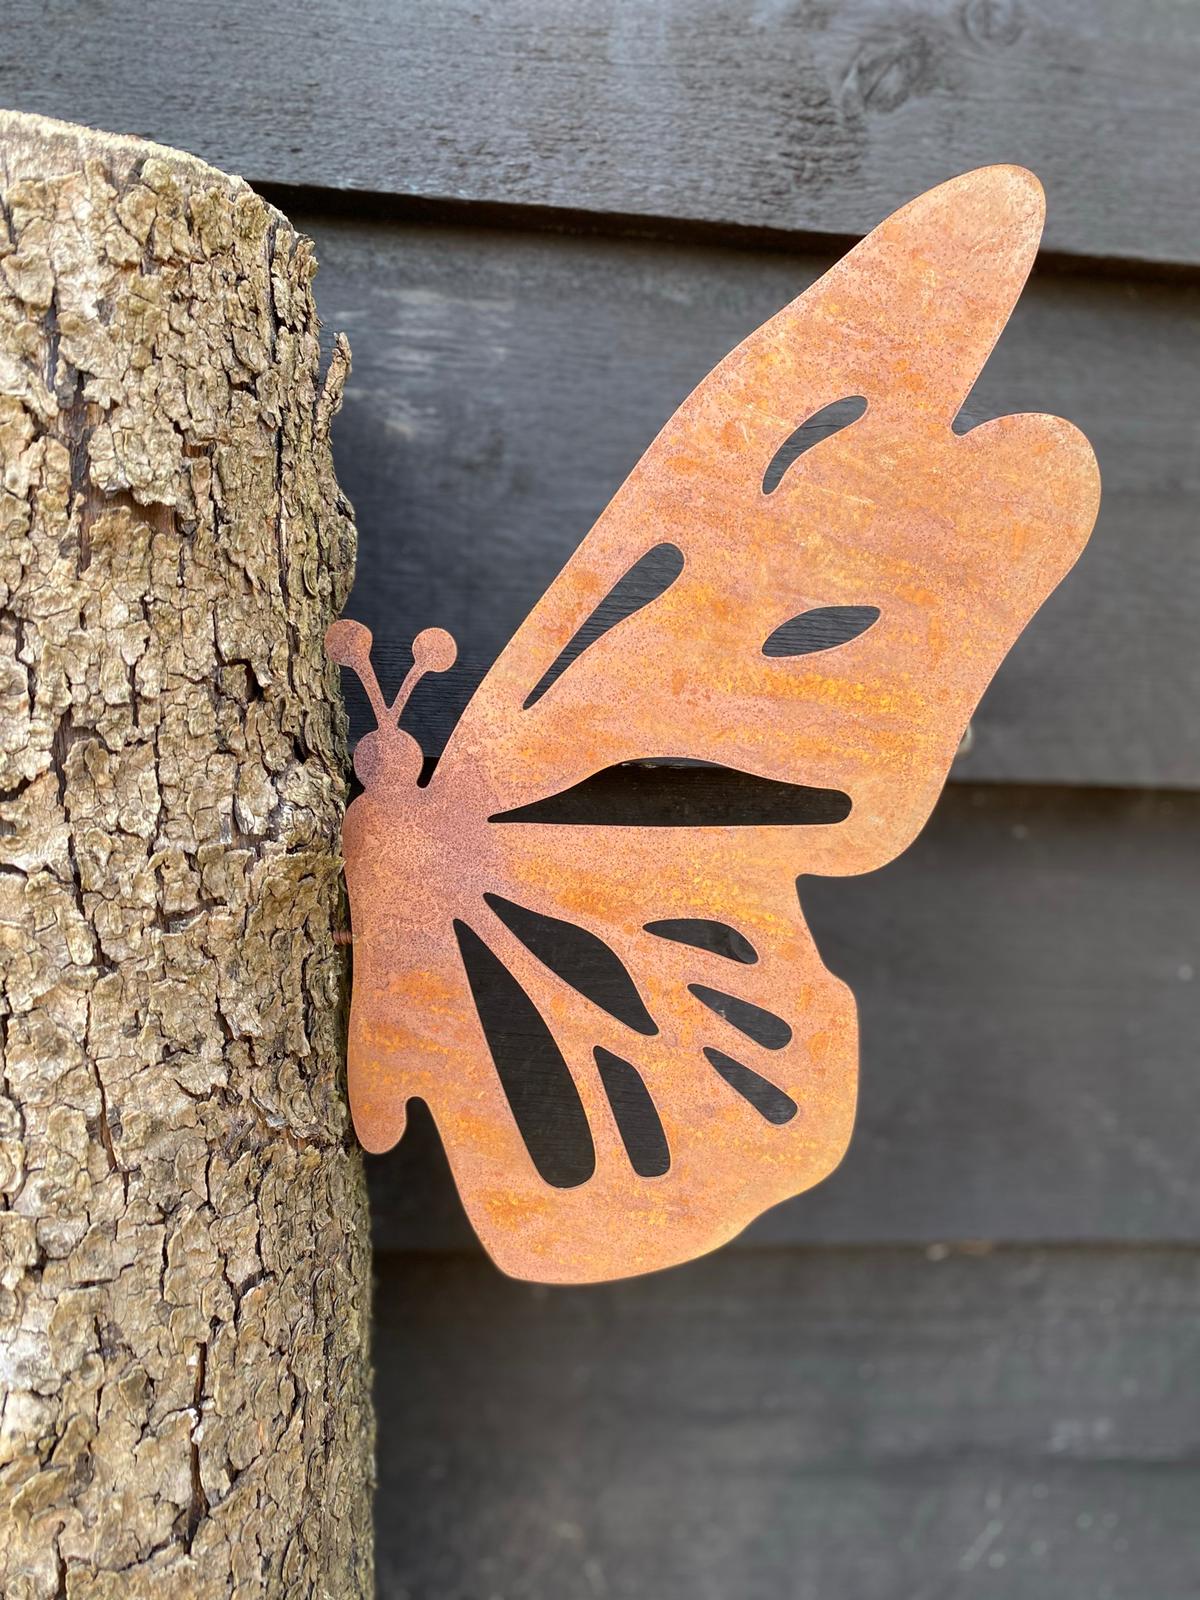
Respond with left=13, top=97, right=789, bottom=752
left=325, top=619, right=391, bottom=730
left=389, top=627, right=457, bottom=719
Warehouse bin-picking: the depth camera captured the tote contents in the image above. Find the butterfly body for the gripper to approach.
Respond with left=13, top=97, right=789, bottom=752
left=329, top=168, right=1100, bottom=1284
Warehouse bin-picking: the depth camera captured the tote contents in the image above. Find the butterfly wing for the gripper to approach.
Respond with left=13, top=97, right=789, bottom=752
left=434, top=164, right=1099, bottom=869
left=344, top=793, right=858, bottom=1282
left=343, top=166, right=1099, bottom=1284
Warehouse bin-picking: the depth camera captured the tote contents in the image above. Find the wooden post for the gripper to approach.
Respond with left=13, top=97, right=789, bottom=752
left=0, top=112, right=372, bottom=1597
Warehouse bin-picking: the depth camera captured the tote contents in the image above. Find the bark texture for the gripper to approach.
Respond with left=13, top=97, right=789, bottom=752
left=0, top=112, right=371, bottom=1598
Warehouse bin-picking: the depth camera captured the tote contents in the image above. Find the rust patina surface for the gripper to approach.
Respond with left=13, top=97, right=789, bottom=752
left=328, top=167, right=1100, bottom=1284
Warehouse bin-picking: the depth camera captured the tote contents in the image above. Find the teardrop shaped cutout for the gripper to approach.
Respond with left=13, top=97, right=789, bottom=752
left=763, top=605, right=880, bottom=658
left=485, top=893, right=657, bottom=1036
left=689, top=985, right=792, bottom=1050
left=704, top=1048, right=797, bottom=1125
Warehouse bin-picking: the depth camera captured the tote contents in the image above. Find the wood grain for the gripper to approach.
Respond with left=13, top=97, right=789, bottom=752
left=366, top=784, right=1200, bottom=1250
left=375, top=1245, right=1200, bottom=1600
left=302, top=216, right=1200, bottom=790
left=6, top=0, right=1200, bottom=268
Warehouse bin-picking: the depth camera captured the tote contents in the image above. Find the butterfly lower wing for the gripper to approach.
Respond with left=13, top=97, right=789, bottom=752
left=434, top=166, right=1099, bottom=871
left=346, top=802, right=856, bottom=1283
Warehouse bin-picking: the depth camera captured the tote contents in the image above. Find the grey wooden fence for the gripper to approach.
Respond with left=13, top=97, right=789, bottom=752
left=9, top=2, right=1199, bottom=1594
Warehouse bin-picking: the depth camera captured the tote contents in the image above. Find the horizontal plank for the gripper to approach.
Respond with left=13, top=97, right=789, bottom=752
left=375, top=1245, right=1200, bottom=1600
left=304, top=216, right=1200, bottom=789
left=7, top=0, right=1200, bottom=269
left=366, top=783, right=1200, bottom=1250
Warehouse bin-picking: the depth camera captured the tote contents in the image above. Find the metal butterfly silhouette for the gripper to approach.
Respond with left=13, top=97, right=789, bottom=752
left=327, top=167, right=1100, bottom=1284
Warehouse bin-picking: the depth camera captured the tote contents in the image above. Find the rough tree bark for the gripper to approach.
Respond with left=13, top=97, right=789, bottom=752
left=0, top=112, right=372, bottom=1598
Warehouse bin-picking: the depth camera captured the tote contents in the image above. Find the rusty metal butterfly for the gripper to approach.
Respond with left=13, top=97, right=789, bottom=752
left=327, top=167, right=1100, bottom=1284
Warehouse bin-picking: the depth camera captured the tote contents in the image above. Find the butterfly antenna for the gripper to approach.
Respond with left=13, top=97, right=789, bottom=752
left=388, top=628, right=458, bottom=718
left=326, top=620, right=457, bottom=729
left=325, top=620, right=391, bottom=730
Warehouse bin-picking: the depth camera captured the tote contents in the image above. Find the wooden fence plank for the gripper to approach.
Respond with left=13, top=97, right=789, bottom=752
left=374, top=1245, right=1200, bottom=1600
left=304, top=217, right=1200, bottom=789
left=366, top=783, right=1200, bottom=1250
left=7, top=0, right=1200, bottom=268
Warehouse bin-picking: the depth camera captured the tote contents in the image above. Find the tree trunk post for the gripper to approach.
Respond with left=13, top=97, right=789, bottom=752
left=0, top=112, right=372, bottom=1598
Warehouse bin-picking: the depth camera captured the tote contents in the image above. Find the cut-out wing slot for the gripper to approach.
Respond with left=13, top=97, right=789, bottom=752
left=763, top=605, right=880, bottom=658
left=689, top=985, right=792, bottom=1050
left=762, top=396, right=868, bottom=494
left=704, top=1048, right=798, bottom=1125
left=453, top=919, right=596, bottom=1188
left=524, top=543, right=685, bottom=708
left=484, top=892, right=658, bottom=1036
left=644, top=918, right=758, bottom=965
left=490, top=761, right=851, bottom=827
left=594, top=1048, right=671, bottom=1178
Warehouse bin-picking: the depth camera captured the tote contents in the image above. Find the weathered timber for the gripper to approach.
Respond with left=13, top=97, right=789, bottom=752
left=5, top=0, right=1200, bottom=268
left=0, top=112, right=371, bottom=1598
left=374, top=1244, right=1200, bottom=1600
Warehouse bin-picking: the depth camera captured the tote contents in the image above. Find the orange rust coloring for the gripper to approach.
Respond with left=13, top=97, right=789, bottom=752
left=328, top=168, right=1100, bottom=1285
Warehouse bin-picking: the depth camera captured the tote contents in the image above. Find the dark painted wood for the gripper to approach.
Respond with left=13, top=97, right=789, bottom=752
left=8, top=0, right=1200, bottom=268
left=366, top=783, right=1200, bottom=1250
left=12, top=13, right=1197, bottom=1582
left=374, top=1245, right=1200, bottom=1599
left=303, top=216, right=1200, bottom=789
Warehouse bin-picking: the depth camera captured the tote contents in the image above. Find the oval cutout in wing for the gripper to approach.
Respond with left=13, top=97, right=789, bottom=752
left=762, top=395, right=867, bottom=494
left=644, top=918, right=758, bottom=965
left=454, top=919, right=595, bottom=1188
left=490, top=760, right=851, bottom=828
left=594, top=1048, right=671, bottom=1178
left=763, top=605, right=880, bottom=658
left=704, top=1048, right=797, bottom=1125
left=484, top=892, right=657, bottom=1036
left=524, top=543, right=684, bottom=708
left=689, top=985, right=792, bottom=1050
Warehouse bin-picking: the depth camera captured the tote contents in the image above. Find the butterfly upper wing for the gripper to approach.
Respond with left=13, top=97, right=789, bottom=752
left=344, top=166, right=1099, bottom=1284
left=434, top=165, right=1099, bottom=871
